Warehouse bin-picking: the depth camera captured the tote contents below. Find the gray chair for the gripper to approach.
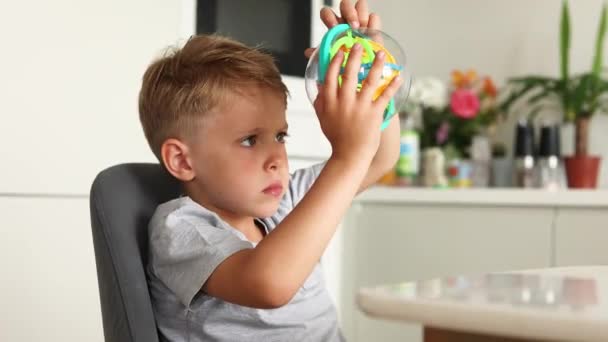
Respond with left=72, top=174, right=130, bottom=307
left=89, top=163, right=181, bottom=342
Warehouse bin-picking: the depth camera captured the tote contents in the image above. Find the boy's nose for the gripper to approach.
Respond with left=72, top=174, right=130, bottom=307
left=265, top=156, right=282, bottom=171
left=264, top=149, right=286, bottom=172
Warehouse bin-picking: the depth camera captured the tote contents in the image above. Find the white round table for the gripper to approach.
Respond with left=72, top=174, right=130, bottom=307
left=357, top=266, right=608, bottom=341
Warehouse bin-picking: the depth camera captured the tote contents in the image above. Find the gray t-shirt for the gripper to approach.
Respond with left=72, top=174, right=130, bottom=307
left=147, top=163, right=345, bottom=342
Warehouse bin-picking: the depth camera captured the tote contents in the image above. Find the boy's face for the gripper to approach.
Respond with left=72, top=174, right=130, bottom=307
left=187, top=86, right=289, bottom=220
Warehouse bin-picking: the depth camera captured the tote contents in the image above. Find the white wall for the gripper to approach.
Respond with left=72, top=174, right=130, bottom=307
left=0, top=1, right=188, bottom=195
left=0, top=1, right=191, bottom=340
left=376, top=0, right=608, bottom=84
left=0, top=1, right=330, bottom=196
left=374, top=0, right=608, bottom=186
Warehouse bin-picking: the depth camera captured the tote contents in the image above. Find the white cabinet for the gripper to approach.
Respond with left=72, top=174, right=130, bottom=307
left=340, top=188, right=608, bottom=342
left=555, top=208, right=608, bottom=266
left=0, top=197, right=102, bottom=342
left=352, top=204, right=553, bottom=281
left=340, top=201, right=553, bottom=342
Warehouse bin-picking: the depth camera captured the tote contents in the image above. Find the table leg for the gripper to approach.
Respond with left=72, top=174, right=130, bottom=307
left=424, top=326, right=555, bottom=342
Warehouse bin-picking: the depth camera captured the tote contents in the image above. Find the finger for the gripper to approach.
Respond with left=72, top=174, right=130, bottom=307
left=340, top=0, right=360, bottom=29
left=320, top=7, right=340, bottom=28
left=359, top=50, right=385, bottom=100
left=355, top=0, right=369, bottom=28
left=367, top=13, right=384, bottom=44
left=373, top=76, right=404, bottom=109
left=313, top=90, right=325, bottom=114
left=368, top=12, right=382, bottom=31
left=340, top=43, right=363, bottom=99
left=304, top=47, right=316, bottom=58
left=324, top=50, right=345, bottom=102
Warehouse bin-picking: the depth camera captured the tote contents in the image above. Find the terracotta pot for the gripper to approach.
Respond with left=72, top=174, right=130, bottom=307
left=564, top=155, right=601, bottom=189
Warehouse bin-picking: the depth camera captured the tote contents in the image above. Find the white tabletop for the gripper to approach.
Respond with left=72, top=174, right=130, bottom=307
left=357, top=266, right=608, bottom=341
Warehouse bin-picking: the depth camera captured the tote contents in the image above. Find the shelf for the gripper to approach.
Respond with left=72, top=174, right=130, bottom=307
left=357, top=186, right=608, bottom=208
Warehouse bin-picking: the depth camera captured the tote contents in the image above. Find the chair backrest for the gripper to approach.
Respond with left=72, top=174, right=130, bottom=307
left=89, top=163, right=181, bottom=342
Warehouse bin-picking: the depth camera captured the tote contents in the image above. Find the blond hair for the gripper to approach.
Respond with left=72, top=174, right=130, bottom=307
left=138, top=34, right=289, bottom=160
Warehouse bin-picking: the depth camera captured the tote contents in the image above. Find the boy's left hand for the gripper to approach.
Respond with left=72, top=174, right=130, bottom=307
left=304, top=0, right=381, bottom=58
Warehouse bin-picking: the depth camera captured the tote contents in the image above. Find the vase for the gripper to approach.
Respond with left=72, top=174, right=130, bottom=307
left=564, top=156, right=602, bottom=189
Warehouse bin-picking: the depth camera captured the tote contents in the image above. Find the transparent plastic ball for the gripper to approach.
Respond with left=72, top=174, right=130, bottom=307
left=305, top=24, right=412, bottom=130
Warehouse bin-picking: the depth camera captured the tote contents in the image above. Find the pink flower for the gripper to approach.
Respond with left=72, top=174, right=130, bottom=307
left=450, top=89, right=480, bottom=119
left=436, top=122, right=450, bottom=145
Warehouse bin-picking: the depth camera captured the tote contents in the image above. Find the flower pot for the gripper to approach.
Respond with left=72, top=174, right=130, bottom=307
left=564, top=155, right=601, bottom=189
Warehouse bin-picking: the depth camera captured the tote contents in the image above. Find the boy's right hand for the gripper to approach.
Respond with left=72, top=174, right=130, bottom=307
left=314, top=43, right=402, bottom=165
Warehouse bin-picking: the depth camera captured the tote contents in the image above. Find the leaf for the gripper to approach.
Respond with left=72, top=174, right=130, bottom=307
left=592, top=3, right=607, bottom=79
left=527, top=87, right=559, bottom=105
left=589, top=3, right=608, bottom=110
left=509, top=76, right=558, bottom=84
left=499, top=84, right=532, bottom=112
left=560, top=0, right=571, bottom=114
left=561, top=0, right=571, bottom=80
left=499, top=77, right=559, bottom=114
left=527, top=104, right=546, bottom=120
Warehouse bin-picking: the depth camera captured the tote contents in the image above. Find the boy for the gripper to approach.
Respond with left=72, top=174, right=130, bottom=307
left=139, top=1, right=402, bottom=340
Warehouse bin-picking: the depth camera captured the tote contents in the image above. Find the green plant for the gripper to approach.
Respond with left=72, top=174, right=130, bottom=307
left=500, top=0, right=608, bottom=156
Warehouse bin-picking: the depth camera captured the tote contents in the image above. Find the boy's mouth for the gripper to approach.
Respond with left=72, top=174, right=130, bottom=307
left=262, top=181, right=283, bottom=197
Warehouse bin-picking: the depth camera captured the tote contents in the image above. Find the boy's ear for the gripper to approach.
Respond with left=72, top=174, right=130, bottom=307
left=161, top=138, right=195, bottom=182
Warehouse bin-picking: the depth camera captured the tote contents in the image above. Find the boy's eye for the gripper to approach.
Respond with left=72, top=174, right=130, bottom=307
left=276, top=132, right=289, bottom=143
left=240, top=135, right=257, bottom=147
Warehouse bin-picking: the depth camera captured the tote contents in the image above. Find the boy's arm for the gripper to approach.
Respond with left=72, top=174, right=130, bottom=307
left=204, top=156, right=370, bottom=308
left=204, top=28, right=403, bottom=309
left=356, top=114, right=400, bottom=194
left=317, top=0, right=400, bottom=194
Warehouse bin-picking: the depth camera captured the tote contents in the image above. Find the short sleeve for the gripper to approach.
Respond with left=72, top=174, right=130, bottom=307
left=285, top=161, right=326, bottom=210
left=148, top=201, right=252, bottom=307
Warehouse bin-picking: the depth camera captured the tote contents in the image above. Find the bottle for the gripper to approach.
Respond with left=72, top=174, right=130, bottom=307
left=471, top=135, right=491, bottom=187
left=396, top=115, right=420, bottom=186
left=513, top=120, right=536, bottom=188
left=422, top=147, right=448, bottom=188
left=536, top=124, right=563, bottom=190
